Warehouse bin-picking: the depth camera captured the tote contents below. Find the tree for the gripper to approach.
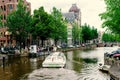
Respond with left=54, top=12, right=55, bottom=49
left=51, top=7, right=67, bottom=45
left=72, top=22, right=82, bottom=45
left=91, top=27, right=98, bottom=39
left=7, top=0, right=32, bottom=48
left=32, top=7, right=57, bottom=46
left=81, top=23, right=98, bottom=43
left=32, top=7, right=67, bottom=46
left=0, top=9, right=3, bottom=27
left=102, top=32, right=120, bottom=42
left=81, top=24, right=92, bottom=42
left=99, top=0, right=120, bottom=34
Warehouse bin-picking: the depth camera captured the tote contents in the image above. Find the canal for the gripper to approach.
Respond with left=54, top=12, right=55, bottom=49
left=0, top=47, right=118, bottom=80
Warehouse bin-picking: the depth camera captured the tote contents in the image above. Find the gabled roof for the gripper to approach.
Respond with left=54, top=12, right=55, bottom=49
left=62, top=12, right=75, bottom=23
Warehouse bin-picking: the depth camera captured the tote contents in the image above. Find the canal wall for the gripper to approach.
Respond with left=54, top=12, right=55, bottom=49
left=0, top=44, right=97, bottom=58
left=104, top=57, right=120, bottom=80
left=60, top=44, right=96, bottom=52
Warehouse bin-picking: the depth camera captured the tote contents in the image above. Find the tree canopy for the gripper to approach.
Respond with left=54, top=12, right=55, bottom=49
left=81, top=23, right=98, bottom=42
left=72, top=22, right=81, bottom=44
left=102, top=31, right=120, bottom=42
left=32, top=7, right=54, bottom=40
left=32, top=7, right=67, bottom=46
left=99, top=0, right=120, bottom=34
left=51, top=7, right=67, bottom=44
left=6, top=0, right=32, bottom=47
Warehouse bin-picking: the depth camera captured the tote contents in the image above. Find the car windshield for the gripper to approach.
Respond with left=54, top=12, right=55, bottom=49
left=117, top=50, right=120, bottom=53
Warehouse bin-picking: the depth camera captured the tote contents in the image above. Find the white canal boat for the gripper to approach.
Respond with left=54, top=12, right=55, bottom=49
left=42, top=51, right=66, bottom=68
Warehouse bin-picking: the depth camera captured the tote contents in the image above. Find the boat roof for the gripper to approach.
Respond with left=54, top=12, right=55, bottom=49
left=50, top=52, right=63, bottom=56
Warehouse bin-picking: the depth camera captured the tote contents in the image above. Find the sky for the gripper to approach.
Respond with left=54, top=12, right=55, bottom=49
left=27, top=0, right=106, bottom=31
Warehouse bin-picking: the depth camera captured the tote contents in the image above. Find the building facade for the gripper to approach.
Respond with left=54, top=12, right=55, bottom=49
left=63, top=4, right=81, bottom=46
left=69, top=4, right=81, bottom=26
left=0, top=0, right=31, bottom=46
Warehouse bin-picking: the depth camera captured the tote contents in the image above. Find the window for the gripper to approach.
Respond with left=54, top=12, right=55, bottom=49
left=2, top=0, right=4, bottom=2
left=1, top=6, right=3, bottom=11
left=9, top=4, right=13, bottom=10
left=4, top=5, right=6, bottom=11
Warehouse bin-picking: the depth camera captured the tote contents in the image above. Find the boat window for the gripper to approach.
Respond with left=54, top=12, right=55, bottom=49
left=46, top=56, right=51, bottom=59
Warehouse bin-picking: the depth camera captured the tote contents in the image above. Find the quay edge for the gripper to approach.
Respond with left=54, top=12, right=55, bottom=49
left=104, top=56, right=120, bottom=80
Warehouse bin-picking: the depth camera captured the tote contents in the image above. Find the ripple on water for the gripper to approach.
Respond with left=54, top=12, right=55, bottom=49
left=79, top=63, right=110, bottom=80
left=27, top=68, right=80, bottom=80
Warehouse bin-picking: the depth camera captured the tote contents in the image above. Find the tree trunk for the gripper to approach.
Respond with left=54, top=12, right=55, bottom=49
left=41, top=39, right=44, bottom=47
left=55, top=39, right=58, bottom=46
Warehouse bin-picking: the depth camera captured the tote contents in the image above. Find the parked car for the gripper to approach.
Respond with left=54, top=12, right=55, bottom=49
left=113, top=54, right=120, bottom=59
left=109, top=50, right=120, bottom=58
left=111, top=49, right=120, bottom=59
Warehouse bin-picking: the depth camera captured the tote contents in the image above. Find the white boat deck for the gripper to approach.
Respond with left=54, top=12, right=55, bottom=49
left=42, top=52, right=66, bottom=68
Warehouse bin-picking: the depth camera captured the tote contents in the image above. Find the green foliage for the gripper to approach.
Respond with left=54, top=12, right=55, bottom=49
left=72, top=22, right=82, bottom=44
left=91, top=27, right=98, bottom=39
left=0, top=15, right=2, bottom=27
left=99, top=0, right=120, bottom=34
left=81, top=23, right=98, bottom=42
left=51, top=7, right=67, bottom=43
left=0, top=9, right=3, bottom=27
left=102, top=31, right=120, bottom=42
left=32, top=7, right=54, bottom=40
left=6, top=0, right=32, bottom=46
left=32, top=7, right=67, bottom=45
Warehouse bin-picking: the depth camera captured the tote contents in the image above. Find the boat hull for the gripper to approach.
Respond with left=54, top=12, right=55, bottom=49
left=42, top=63, right=65, bottom=68
left=42, top=52, right=66, bottom=68
left=98, top=63, right=110, bottom=73
left=99, top=68, right=109, bottom=73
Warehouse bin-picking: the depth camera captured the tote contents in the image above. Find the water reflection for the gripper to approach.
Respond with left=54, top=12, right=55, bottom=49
left=79, top=63, right=110, bottom=80
left=0, top=57, right=44, bottom=80
left=82, top=58, right=98, bottom=63
left=65, top=47, right=113, bottom=80
left=0, top=47, right=118, bottom=80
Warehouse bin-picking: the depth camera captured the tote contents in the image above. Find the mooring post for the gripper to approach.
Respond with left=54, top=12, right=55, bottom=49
left=2, top=56, right=5, bottom=66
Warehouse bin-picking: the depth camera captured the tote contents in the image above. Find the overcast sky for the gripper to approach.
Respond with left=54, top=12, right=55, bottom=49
left=27, top=0, right=106, bottom=31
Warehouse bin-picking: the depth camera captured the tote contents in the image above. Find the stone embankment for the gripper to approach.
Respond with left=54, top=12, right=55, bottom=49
left=19, top=44, right=97, bottom=57
left=59, top=44, right=96, bottom=52
left=104, top=57, right=120, bottom=80
left=0, top=44, right=97, bottom=58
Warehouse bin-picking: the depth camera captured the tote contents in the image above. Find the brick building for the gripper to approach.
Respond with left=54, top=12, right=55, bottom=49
left=0, top=0, right=31, bottom=46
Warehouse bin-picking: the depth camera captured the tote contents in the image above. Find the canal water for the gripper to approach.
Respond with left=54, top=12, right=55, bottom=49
left=0, top=47, right=119, bottom=80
